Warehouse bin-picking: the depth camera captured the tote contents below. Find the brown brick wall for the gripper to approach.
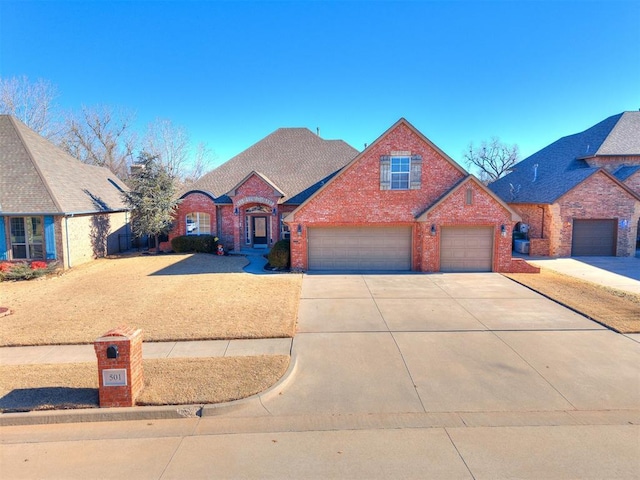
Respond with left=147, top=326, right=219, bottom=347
left=288, top=123, right=520, bottom=272
left=419, top=181, right=516, bottom=272
left=557, top=172, right=640, bottom=256
left=168, top=193, right=218, bottom=250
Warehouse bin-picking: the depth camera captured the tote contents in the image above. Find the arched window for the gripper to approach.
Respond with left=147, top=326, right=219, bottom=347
left=185, top=212, right=211, bottom=235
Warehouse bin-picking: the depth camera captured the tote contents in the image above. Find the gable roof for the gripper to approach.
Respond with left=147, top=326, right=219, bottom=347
left=0, top=115, right=129, bottom=215
left=489, top=111, right=640, bottom=204
left=416, top=175, right=521, bottom=222
left=286, top=118, right=469, bottom=222
left=183, top=127, right=358, bottom=204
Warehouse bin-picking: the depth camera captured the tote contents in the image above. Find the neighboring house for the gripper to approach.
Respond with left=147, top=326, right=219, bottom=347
left=0, top=115, right=130, bottom=269
left=167, top=127, right=359, bottom=252
left=490, top=112, right=640, bottom=257
left=285, top=118, right=534, bottom=273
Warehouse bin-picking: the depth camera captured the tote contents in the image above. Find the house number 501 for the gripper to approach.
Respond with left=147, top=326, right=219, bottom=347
left=103, top=368, right=127, bottom=386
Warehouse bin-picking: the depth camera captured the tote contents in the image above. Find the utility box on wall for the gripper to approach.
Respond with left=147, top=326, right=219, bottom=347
left=94, top=326, right=143, bottom=407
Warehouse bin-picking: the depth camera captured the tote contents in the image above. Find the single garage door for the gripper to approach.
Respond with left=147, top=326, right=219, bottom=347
left=571, top=219, right=617, bottom=256
left=440, top=227, right=493, bottom=272
left=308, top=227, right=412, bottom=271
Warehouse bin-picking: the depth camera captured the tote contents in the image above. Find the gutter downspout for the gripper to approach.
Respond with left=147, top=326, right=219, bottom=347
left=537, top=205, right=545, bottom=239
left=64, top=215, right=72, bottom=268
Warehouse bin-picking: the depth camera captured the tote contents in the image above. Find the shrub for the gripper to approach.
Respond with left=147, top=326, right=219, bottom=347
left=0, top=261, right=60, bottom=281
left=170, top=235, right=218, bottom=253
left=268, top=239, right=290, bottom=269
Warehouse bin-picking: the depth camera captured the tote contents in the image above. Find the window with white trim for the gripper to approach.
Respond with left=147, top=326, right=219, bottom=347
left=10, top=216, right=44, bottom=259
left=380, top=154, right=422, bottom=190
left=185, top=212, right=211, bottom=235
left=391, top=156, right=410, bottom=189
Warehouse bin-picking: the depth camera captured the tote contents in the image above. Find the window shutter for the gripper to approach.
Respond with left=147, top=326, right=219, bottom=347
left=44, top=216, right=57, bottom=259
left=380, top=155, right=391, bottom=190
left=0, top=217, right=7, bottom=260
left=410, top=155, right=422, bottom=190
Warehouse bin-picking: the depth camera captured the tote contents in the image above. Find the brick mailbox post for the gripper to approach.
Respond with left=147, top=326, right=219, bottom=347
left=94, top=326, right=143, bottom=407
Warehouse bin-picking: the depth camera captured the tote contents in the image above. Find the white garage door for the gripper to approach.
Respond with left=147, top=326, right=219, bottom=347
left=308, top=227, right=412, bottom=271
left=440, top=227, right=493, bottom=272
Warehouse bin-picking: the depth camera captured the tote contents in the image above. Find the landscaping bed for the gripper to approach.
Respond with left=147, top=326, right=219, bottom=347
left=504, top=268, right=640, bottom=333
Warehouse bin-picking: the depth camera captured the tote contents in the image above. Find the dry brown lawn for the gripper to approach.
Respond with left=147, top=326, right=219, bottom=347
left=0, top=356, right=289, bottom=412
left=504, top=268, right=640, bottom=333
left=0, top=253, right=303, bottom=346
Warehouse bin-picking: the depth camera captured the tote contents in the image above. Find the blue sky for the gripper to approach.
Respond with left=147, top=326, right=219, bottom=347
left=1, top=0, right=639, bottom=168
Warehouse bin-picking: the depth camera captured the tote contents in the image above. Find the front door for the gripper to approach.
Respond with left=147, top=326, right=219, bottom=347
left=252, top=216, right=268, bottom=246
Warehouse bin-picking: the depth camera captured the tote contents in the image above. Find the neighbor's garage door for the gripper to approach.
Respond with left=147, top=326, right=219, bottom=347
left=571, top=219, right=617, bottom=256
left=440, top=227, right=493, bottom=272
left=308, top=227, right=412, bottom=271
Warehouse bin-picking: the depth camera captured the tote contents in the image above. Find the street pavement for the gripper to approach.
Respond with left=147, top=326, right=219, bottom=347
left=1, top=270, right=639, bottom=479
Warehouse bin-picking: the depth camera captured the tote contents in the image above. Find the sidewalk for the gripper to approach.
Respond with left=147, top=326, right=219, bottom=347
left=0, top=338, right=292, bottom=365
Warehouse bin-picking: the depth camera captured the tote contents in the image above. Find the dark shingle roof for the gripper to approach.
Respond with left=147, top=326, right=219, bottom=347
left=0, top=115, right=129, bottom=215
left=613, top=165, right=640, bottom=181
left=489, top=112, right=640, bottom=203
left=183, top=128, right=358, bottom=204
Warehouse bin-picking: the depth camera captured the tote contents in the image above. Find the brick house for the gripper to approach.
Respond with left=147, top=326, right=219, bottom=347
left=490, top=112, right=640, bottom=257
left=0, top=115, right=131, bottom=269
left=167, top=128, right=358, bottom=252
left=285, top=118, right=532, bottom=273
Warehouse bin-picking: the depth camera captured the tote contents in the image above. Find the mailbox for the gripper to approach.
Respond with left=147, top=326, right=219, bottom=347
left=106, top=345, right=119, bottom=359
left=94, top=326, right=143, bottom=408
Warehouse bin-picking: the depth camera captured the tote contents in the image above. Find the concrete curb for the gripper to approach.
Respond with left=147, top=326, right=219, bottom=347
left=0, top=351, right=299, bottom=427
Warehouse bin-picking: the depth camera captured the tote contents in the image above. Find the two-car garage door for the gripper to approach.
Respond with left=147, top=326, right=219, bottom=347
left=308, top=227, right=412, bottom=271
left=307, top=226, right=495, bottom=272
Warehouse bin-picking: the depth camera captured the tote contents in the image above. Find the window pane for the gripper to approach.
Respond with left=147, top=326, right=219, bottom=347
left=10, top=218, right=26, bottom=243
left=186, top=213, right=197, bottom=235
left=30, top=244, right=44, bottom=259
left=29, top=217, right=43, bottom=244
left=198, top=213, right=211, bottom=234
left=12, top=244, right=27, bottom=259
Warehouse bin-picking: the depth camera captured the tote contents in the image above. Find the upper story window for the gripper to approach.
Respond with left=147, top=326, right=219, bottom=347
left=186, top=212, right=211, bottom=235
left=390, top=156, right=410, bottom=189
left=380, top=154, right=422, bottom=190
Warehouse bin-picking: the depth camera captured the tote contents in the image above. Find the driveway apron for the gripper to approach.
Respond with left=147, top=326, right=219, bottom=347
left=263, top=273, right=640, bottom=417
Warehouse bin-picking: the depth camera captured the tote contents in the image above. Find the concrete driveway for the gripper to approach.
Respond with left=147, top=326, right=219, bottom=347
left=262, top=273, right=639, bottom=417
left=527, top=255, right=640, bottom=294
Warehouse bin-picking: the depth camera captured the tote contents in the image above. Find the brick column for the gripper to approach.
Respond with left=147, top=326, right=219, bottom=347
left=94, top=326, right=143, bottom=407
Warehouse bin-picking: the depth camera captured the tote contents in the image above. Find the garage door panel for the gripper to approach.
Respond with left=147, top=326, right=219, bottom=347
left=308, top=227, right=411, bottom=271
left=572, top=219, right=616, bottom=256
left=441, top=227, right=493, bottom=272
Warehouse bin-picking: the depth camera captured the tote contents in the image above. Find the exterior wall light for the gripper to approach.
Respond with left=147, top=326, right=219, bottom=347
left=234, top=207, right=239, bottom=216
left=430, top=224, right=437, bottom=236
left=297, top=224, right=303, bottom=235
left=272, top=207, right=277, bottom=216
left=501, top=224, right=507, bottom=237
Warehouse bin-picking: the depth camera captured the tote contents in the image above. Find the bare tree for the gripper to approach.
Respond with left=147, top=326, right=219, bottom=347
left=61, top=105, right=137, bottom=179
left=464, top=137, right=519, bottom=184
left=143, top=119, right=215, bottom=188
left=0, top=75, right=62, bottom=140
left=181, top=142, right=215, bottom=188
left=142, top=118, right=190, bottom=179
